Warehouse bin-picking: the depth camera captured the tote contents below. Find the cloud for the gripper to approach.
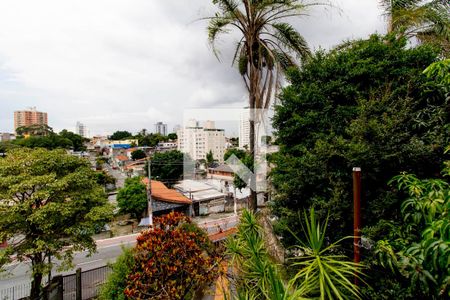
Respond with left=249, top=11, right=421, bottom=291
left=0, top=0, right=385, bottom=135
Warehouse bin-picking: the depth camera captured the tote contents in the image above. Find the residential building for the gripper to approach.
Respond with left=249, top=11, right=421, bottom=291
left=14, top=107, right=48, bottom=133
left=75, top=121, right=89, bottom=138
left=139, top=179, right=192, bottom=226
left=172, top=124, right=181, bottom=133
left=157, top=141, right=177, bottom=152
left=0, top=133, right=16, bottom=142
left=239, top=107, right=250, bottom=149
left=154, top=122, right=167, bottom=136
left=174, top=179, right=226, bottom=216
left=177, top=119, right=226, bottom=163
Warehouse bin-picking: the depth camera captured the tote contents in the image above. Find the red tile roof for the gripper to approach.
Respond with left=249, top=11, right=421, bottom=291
left=116, top=155, right=129, bottom=161
left=142, top=178, right=192, bottom=205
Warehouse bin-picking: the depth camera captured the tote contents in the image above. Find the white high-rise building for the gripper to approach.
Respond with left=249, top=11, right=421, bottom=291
left=76, top=122, right=89, bottom=138
left=177, top=119, right=226, bottom=162
left=155, top=122, right=167, bottom=136
left=239, top=108, right=250, bottom=149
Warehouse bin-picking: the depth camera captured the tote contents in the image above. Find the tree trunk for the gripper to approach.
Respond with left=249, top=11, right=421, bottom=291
left=248, top=93, right=257, bottom=212
left=30, top=271, right=43, bottom=300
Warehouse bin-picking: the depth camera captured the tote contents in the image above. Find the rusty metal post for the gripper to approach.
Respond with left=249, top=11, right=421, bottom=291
left=352, top=167, right=361, bottom=285
left=76, top=268, right=82, bottom=300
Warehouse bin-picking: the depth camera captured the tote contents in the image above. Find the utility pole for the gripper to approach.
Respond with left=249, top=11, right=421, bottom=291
left=352, top=167, right=361, bottom=285
left=147, top=159, right=153, bottom=227
left=234, top=187, right=237, bottom=216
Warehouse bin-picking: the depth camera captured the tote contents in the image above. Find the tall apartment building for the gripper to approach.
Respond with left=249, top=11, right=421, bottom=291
left=14, top=107, right=48, bottom=133
left=239, top=107, right=250, bottom=149
left=155, top=122, right=167, bottom=136
left=177, top=119, right=226, bottom=162
left=76, top=121, right=89, bottom=138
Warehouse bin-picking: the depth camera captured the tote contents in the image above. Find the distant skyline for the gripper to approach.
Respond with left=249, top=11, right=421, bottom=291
left=0, top=0, right=386, bottom=135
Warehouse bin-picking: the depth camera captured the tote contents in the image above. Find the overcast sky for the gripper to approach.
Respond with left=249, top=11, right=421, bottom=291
left=0, top=0, right=386, bottom=136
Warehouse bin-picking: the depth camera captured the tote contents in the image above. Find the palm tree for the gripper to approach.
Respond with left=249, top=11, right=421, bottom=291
left=208, top=0, right=318, bottom=211
left=381, top=0, right=449, bottom=54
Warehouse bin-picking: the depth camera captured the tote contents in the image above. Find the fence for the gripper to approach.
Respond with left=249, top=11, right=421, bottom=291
left=0, top=265, right=112, bottom=300
left=0, top=282, right=31, bottom=300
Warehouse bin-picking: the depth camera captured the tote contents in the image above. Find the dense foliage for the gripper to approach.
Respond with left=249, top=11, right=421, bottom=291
left=373, top=160, right=449, bottom=299
left=0, top=148, right=113, bottom=298
left=7, top=129, right=87, bottom=151
left=124, top=212, right=219, bottom=299
left=117, top=176, right=147, bottom=219
left=167, top=133, right=177, bottom=140
left=136, top=132, right=168, bottom=147
left=227, top=209, right=363, bottom=299
left=130, top=149, right=146, bottom=160
left=99, top=247, right=135, bottom=300
left=146, top=150, right=188, bottom=186
left=110, top=131, right=133, bottom=140
left=271, top=35, right=449, bottom=298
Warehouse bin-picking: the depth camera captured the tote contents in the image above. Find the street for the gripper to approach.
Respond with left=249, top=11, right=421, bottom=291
left=0, top=236, right=136, bottom=291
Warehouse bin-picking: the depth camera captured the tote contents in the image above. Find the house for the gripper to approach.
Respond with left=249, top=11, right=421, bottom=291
left=207, top=164, right=235, bottom=179
left=124, top=158, right=147, bottom=177
left=114, top=155, right=130, bottom=171
left=138, top=179, right=192, bottom=226
left=173, top=180, right=227, bottom=216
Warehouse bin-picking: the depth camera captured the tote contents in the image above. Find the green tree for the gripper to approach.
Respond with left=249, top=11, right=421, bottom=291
left=381, top=0, right=449, bottom=54
left=95, top=170, right=117, bottom=188
left=270, top=35, right=449, bottom=297
left=137, top=133, right=167, bottom=147
left=206, top=150, right=215, bottom=167
left=208, top=0, right=319, bottom=211
left=167, top=133, right=177, bottom=140
left=124, top=212, right=219, bottom=300
left=146, top=150, right=188, bottom=186
left=59, top=129, right=87, bottom=151
left=12, top=134, right=73, bottom=150
left=374, top=163, right=450, bottom=299
left=110, top=131, right=133, bottom=140
left=271, top=35, right=448, bottom=243
left=130, top=149, right=146, bottom=160
left=0, top=148, right=113, bottom=298
left=116, top=176, right=147, bottom=219
left=16, top=124, right=53, bottom=136
left=224, top=148, right=247, bottom=162
left=99, top=247, right=135, bottom=300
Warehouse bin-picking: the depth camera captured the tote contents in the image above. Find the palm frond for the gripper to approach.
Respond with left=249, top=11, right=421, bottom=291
left=271, top=22, right=311, bottom=60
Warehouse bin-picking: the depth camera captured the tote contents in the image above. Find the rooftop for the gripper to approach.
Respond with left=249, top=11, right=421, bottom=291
left=142, top=178, right=192, bottom=205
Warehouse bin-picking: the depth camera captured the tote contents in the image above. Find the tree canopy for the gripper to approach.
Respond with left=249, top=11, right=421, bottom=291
left=0, top=148, right=113, bottom=298
left=270, top=34, right=449, bottom=298
left=130, top=149, right=146, bottom=160
left=117, top=176, right=147, bottom=219
left=167, top=133, right=177, bottom=140
left=110, top=131, right=133, bottom=140
left=146, top=150, right=188, bottom=186
left=8, top=129, right=87, bottom=151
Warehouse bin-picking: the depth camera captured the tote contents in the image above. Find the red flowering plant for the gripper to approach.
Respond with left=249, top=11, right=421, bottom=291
left=124, top=212, right=221, bottom=299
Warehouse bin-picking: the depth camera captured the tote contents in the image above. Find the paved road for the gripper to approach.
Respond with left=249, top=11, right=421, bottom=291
left=0, top=216, right=238, bottom=293
left=103, top=163, right=127, bottom=189
left=0, top=236, right=136, bottom=290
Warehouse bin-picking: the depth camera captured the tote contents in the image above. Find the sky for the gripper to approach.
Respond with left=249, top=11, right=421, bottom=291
left=0, top=0, right=386, bottom=136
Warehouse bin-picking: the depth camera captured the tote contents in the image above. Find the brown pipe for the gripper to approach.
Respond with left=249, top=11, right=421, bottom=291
left=353, top=167, right=361, bottom=285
